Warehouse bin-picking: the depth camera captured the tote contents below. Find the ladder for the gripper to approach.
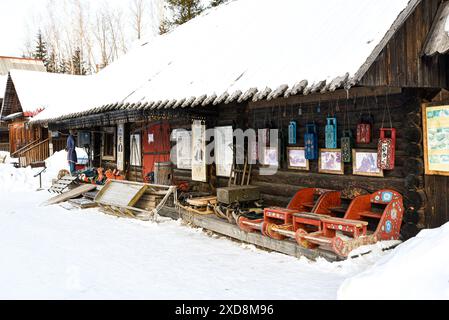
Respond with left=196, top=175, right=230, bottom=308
left=228, top=155, right=252, bottom=187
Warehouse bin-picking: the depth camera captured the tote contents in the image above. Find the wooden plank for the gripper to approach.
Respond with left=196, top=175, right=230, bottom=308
left=95, top=180, right=147, bottom=208
left=68, top=198, right=98, bottom=209
left=43, top=184, right=97, bottom=206
left=186, top=196, right=217, bottom=207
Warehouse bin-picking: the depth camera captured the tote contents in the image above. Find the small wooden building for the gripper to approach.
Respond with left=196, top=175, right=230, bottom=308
left=0, top=56, right=47, bottom=152
left=4, top=0, right=449, bottom=234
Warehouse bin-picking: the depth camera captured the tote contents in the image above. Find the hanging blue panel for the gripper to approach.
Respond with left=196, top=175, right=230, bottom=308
left=304, top=123, right=318, bottom=160
left=288, top=121, right=297, bottom=145
left=325, top=117, right=338, bottom=149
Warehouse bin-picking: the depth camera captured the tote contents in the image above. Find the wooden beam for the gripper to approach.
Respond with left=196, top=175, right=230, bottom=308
left=248, top=86, right=403, bottom=110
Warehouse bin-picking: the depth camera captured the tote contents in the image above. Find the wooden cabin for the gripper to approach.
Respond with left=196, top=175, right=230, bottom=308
left=4, top=0, right=449, bottom=235
left=0, top=56, right=47, bottom=153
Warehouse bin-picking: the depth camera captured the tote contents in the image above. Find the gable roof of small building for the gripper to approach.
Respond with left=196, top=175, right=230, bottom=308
left=14, top=0, right=423, bottom=123
left=0, top=56, right=46, bottom=75
left=423, top=1, right=449, bottom=56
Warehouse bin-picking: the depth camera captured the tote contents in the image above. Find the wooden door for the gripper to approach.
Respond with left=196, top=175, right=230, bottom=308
left=142, top=121, right=171, bottom=182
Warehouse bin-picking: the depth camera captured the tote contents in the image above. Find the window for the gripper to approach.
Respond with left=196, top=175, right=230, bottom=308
left=102, top=127, right=116, bottom=161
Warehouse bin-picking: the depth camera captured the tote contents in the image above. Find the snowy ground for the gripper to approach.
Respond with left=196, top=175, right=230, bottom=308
left=0, top=151, right=447, bottom=300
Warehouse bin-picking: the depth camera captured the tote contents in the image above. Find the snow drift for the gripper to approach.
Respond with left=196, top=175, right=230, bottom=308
left=338, top=222, right=449, bottom=300
left=0, top=148, right=87, bottom=192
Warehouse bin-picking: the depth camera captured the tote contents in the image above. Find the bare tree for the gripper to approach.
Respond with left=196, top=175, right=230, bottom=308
left=131, top=0, right=146, bottom=40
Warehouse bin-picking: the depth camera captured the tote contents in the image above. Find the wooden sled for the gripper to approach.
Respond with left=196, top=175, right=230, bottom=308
left=294, top=190, right=404, bottom=257
left=237, top=188, right=333, bottom=236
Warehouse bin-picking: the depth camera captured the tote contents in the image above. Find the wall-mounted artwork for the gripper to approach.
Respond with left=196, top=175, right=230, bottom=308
left=287, top=147, right=309, bottom=171
left=352, top=149, right=384, bottom=177
left=263, top=147, right=279, bottom=167
left=318, top=149, right=344, bottom=175
left=173, top=129, right=192, bottom=170
left=423, top=104, right=449, bottom=176
left=130, top=134, right=142, bottom=167
left=215, top=126, right=234, bottom=177
left=192, top=120, right=207, bottom=182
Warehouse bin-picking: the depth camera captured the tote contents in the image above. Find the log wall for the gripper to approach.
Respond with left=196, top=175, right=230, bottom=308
left=248, top=90, right=426, bottom=228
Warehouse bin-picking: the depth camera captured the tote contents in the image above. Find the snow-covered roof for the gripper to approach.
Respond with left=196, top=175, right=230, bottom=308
left=4, top=70, right=91, bottom=116
left=27, top=0, right=418, bottom=123
left=0, top=56, right=46, bottom=75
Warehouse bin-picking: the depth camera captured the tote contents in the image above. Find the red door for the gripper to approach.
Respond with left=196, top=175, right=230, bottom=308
left=142, top=121, right=171, bottom=182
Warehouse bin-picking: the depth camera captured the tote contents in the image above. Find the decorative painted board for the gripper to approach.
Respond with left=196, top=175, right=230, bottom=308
left=192, top=120, right=207, bottom=182
left=117, top=123, right=125, bottom=171
left=377, top=128, right=396, bottom=170
left=341, top=129, right=353, bottom=163
left=352, top=149, right=384, bottom=177
left=304, top=123, right=318, bottom=160
left=422, top=103, right=449, bottom=176
left=318, top=149, right=344, bottom=175
left=325, top=117, right=338, bottom=149
left=215, top=126, right=234, bottom=177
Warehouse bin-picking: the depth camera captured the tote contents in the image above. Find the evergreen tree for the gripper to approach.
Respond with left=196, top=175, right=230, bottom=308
left=33, top=30, right=49, bottom=69
left=210, top=0, right=227, bottom=7
left=160, top=0, right=204, bottom=33
left=71, top=48, right=87, bottom=75
left=46, top=51, right=58, bottom=73
left=59, top=59, right=69, bottom=74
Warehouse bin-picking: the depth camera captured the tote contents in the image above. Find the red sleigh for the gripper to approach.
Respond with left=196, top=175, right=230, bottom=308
left=237, top=188, right=338, bottom=237
left=294, top=190, right=404, bottom=257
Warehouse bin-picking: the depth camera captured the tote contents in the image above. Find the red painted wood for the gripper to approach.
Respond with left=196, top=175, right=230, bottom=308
left=142, top=121, right=171, bottom=181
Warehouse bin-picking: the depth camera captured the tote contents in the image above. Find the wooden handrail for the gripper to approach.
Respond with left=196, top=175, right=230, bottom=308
left=16, top=138, right=50, bottom=156
left=11, top=138, right=40, bottom=157
left=17, top=138, right=51, bottom=167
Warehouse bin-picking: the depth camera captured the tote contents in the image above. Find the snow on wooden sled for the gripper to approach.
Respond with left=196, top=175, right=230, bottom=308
left=94, top=180, right=176, bottom=221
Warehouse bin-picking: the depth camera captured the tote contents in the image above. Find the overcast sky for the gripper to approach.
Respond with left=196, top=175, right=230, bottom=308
left=0, top=0, right=163, bottom=57
left=0, top=0, right=42, bottom=56
left=0, top=0, right=213, bottom=58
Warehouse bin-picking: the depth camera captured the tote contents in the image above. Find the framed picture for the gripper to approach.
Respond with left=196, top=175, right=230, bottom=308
left=262, top=147, right=279, bottom=167
left=172, top=129, right=192, bottom=170
left=318, top=149, right=344, bottom=175
left=287, top=147, right=309, bottom=170
left=423, top=103, right=449, bottom=176
left=352, top=149, right=384, bottom=177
